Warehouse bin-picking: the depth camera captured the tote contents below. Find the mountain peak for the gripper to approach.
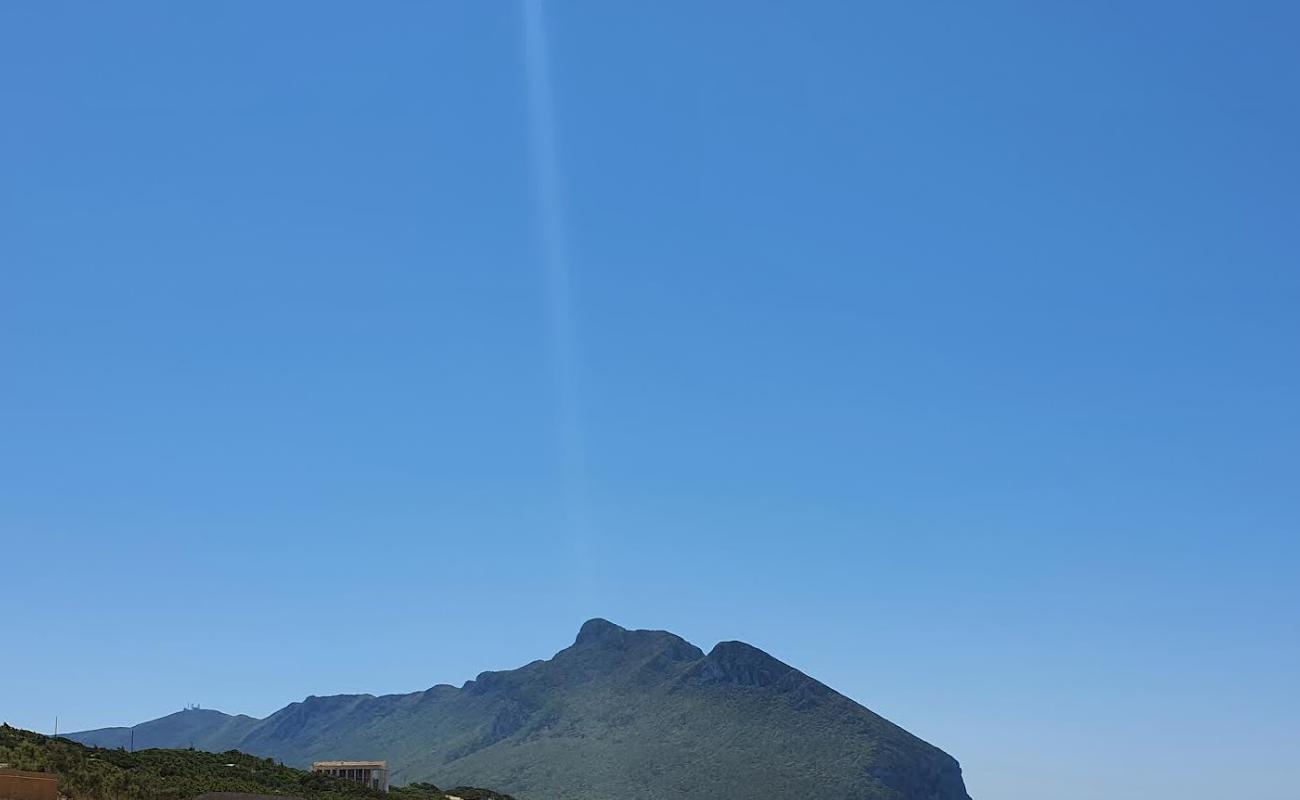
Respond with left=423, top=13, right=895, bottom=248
left=574, top=617, right=626, bottom=645
left=692, top=640, right=803, bottom=689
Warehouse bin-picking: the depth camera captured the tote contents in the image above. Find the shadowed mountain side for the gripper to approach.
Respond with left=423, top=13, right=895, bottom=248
left=67, top=620, right=972, bottom=800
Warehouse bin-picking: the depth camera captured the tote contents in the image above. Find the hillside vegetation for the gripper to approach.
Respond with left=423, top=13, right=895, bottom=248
left=0, top=725, right=512, bottom=800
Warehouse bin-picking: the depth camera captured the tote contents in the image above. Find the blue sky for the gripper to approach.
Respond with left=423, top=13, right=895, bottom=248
left=2, top=2, right=1297, bottom=799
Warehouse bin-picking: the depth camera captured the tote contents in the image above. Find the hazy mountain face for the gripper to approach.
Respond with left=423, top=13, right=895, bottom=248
left=69, top=620, right=972, bottom=800
left=64, top=708, right=261, bottom=752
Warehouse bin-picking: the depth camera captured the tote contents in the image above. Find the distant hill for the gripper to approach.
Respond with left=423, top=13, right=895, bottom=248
left=67, top=709, right=261, bottom=753
left=0, top=724, right=511, bottom=800
left=67, top=619, right=973, bottom=800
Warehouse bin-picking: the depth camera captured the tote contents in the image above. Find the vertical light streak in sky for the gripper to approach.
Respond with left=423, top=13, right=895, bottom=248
left=521, top=0, right=594, bottom=599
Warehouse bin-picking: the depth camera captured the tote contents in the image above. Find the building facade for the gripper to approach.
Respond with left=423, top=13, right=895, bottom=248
left=311, top=761, right=389, bottom=792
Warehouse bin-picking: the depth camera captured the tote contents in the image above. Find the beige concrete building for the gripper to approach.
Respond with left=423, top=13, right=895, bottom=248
left=311, top=761, right=389, bottom=792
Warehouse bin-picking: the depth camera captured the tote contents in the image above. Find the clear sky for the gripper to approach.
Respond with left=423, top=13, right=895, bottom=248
left=2, top=3, right=1297, bottom=799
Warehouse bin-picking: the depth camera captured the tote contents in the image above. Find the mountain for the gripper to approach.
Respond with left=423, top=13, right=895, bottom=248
left=66, top=619, right=973, bottom=800
left=67, top=709, right=261, bottom=752
left=0, top=724, right=511, bottom=800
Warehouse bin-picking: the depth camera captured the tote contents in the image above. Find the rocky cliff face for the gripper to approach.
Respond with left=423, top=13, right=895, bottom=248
left=68, top=619, right=973, bottom=800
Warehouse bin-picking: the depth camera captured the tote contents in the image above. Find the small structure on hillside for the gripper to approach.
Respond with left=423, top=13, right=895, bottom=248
left=311, top=761, right=388, bottom=792
left=0, top=768, right=58, bottom=800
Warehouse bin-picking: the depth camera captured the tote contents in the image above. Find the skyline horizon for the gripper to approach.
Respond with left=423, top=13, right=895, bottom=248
left=19, top=616, right=945, bottom=736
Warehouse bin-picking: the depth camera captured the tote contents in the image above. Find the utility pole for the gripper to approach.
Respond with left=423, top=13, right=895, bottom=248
left=53, top=717, right=57, bottom=739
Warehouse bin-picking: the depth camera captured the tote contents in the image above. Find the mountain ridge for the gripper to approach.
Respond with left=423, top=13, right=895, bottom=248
left=67, top=619, right=972, bottom=800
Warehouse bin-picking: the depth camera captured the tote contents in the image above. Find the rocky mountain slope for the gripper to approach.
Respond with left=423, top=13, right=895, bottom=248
left=68, top=619, right=972, bottom=800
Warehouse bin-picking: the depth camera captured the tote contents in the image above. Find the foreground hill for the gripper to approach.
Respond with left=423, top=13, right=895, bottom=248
left=68, top=619, right=972, bottom=800
left=0, top=725, right=511, bottom=800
